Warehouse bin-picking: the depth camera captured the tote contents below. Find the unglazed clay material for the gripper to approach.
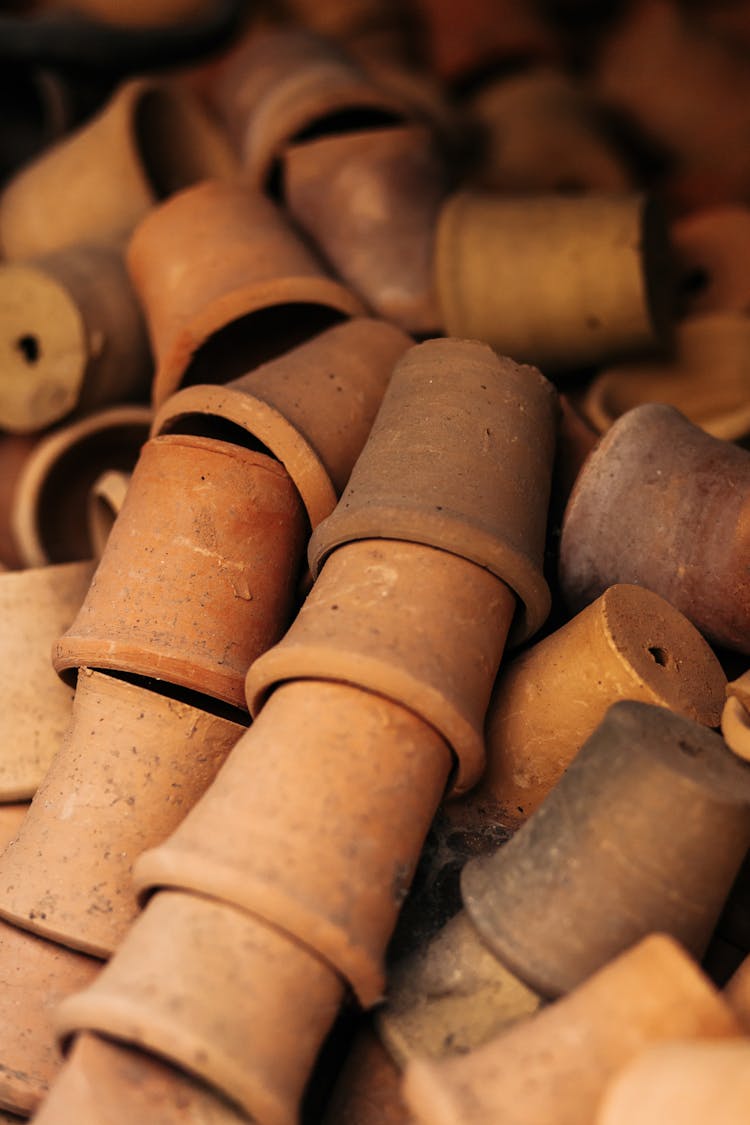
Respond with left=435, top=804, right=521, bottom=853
left=322, top=1026, right=411, bottom=1125
left=723, top=673, right=750, bottom=762
left=151, top=317, right=411, bottom=529
left=0, top=806, right=27, bottom=855
left=0, top=432, right=37, bottom=569
left=86, top=470, right=130, bottom=560
left=54, top=435, right=307, bottom=709
left=672, top=205, right=750, bottom=316
left=46, top=0, right=220, bottom=25
left=308, top=339, right=557, bottom=644
left=724, top=950, right=750, bottom=1030
left=126, top=180, right=365, bottom=408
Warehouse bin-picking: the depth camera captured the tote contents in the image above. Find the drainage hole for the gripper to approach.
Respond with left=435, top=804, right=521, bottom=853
left=16, top=334, right=40, bottom=363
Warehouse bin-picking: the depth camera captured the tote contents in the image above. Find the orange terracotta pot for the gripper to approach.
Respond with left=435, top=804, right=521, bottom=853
left=0, top=561, right=93, bottom=802
left=461, top=701, right=750, bottom=998
left=126, top=180, right=365, bottom=408
left=247, top=539, right=515, bottom=796
left=0, top=806, right=27, bottom=853
left=0, top=432, right=38, bottom=569
left=151, top=317, right=411, bottom=530
left=56, top=889, right=344, bottom=1125
left=11, top=405, right=150, bottom=567
left=0, top=667, right=245, bottom=957
left=403, top=935, right=743, bottom=1125
left=322, top=1026, right=410, bottom=1125
left=435, top=191, right=673, bottom=371
left=86, top=469, right=130, bottom=560
left=672, top=206, right=750, bottom=316
left=0, top=78, right=238, bottom=261
left=308, top=339, right=557, bottom=645
left=135, top=679, right=451, bottom=1006
left=54, top=434, right=308, bottom=709
left=284, top=124, right=445, bottom=334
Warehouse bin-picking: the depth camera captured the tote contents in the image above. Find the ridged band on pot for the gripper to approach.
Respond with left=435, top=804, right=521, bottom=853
left=53, top=434, right=308, bottom=710
left=434, top=191, right=673, bottom=371
left=86, top=470, right=131, bottom=560
left=0, top=245, right=150, bottom=434
left=0, top=668, right=245, bottom=958
left=56, top=890, right=344, bottom=1125
left=460, top=701, right=750, bottom=999
left=0, top=77, right=238, bottom=261
left=11, top=405, right=151, bottom=567
left=672, top=205, right=750, bottom=317
left=126, top=180, right=366, bottom=408
left=135, top=679, right=452, bottom=1006
left=151, top=317, right=412, bottom=529
left=403, top=935, right=743, bottom=1125
left=559, top=403, right=750, bottom=653
left=247, top=538, right=516, bottom=794
left=308, top=339, right=557, bottom=644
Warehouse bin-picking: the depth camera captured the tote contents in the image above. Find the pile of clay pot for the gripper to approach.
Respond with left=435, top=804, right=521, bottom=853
left=2, top=0, right=750, bottom=1123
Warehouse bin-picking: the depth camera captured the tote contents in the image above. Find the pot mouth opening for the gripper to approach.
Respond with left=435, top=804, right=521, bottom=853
left=134, top=87, right=219, bottom=200
left=89, top=668, right=250, bottom=725
left=157, top=413, right=276, bottom=460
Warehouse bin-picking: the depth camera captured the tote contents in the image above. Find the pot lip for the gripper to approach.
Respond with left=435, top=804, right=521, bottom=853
left=0, top=902, right=111, bottom=962
left=283, top=119, right=436, bottom=164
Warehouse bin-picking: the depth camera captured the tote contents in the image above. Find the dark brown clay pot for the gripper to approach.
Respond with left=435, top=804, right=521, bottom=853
left=559, top=403, right=750, bottom=653
left=322, top=1026, right=410, bottom=1125
left=53, top=434, right=308, bottom=710
left=284, top=124, right=445, bottom=335
left=151, top=317, right=412, bottom=530
left=126, top=180, right=365, bottom=408
left=308, top=338, right=557, bottom=645
left=672, top=206, right=750, bottom=317
left=56, top=890, right=344, bottom=1125
left=0, top=432, right=38, bottom=569
left=0, top=668, right=245, bottom=958
left=0, top=78, right=238, bottom=261
left=86, top=470, right=130, bottom=560
left=461, top=701, right=750, bottom=999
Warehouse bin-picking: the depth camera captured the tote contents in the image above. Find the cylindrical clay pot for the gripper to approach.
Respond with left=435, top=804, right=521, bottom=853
left=559, top=403, right=750, bottom=653
left=86, top=470, right=131, bottom=560
left=672, top=205, right=750, bottom=317
left=54, top=434, right=308, bottom=709
left=321, top=1026, right=411, bottom=1125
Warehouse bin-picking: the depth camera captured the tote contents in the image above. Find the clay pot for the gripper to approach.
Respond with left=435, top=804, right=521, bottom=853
left=403, top=934, right=743, bottom=1125
left=0, top=244, right=150, bottom=435
left=461, top=701, right=750, bottom=998
left=0, top=806, right=27, bottom=853
left=322, top=1026, right=410, bottom=1125
left=434, top=191, right=673, bottom=371
left=308, top=339, right=557, bottom=645
left=0, top=78, right=238, bottom=261
left=86, top=470, right=130, bottom=560
left=0, top=561, right=93, bottom=802
left=725, top=949, right=750, bottom=1030
left=0, top=667, right=245, bottom=958
left=672, top=206, right=750, bottom=316
left=583, top=314, right=750, bottom=441
left=11, top=405, right=151, bottom=567
left=54, top=434, right=308, bottom=710
left=247, top=539, right=515, bottom=796
left=135, top=679, right=451, bottom=1006
left=151, top=317, right=412, bottom=530
left=43, top=0, right=220, bottom=26
left=284, top=124, right=445, bottom=334
left=56, top=889, right=344, bottom=1125
left=281, top=0, right=412, bottom=58
left=559, top=403, right=750, bottom=653
left=554, top=394, right=599, bottom=504
left=723, top=673, right=750, bottom=762
left=0, top=432, right=38, bottom=569
left=126, top=180, right=365, bottom=408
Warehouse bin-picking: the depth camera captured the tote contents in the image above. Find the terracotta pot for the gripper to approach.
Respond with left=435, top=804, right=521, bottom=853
left=56, top=889, right=344, bottom=1125
left=247, top=539, right=515, bottom=796
left=0, top=806, right=27, bottom=853
left=403, top=934, right=743, bottom=1125
left=725, top=949, right=750, bottom=1029
left=151, top=317, right=411, bottom=530
left=0, top=432, right=38, bottom=569
left=559, top=403, right=750, bottom=653
left=284, top=124, right=445, bottom=334
left=0, top=244, right=151, bottom=435
left=126, top=180, right=365, bottom=409
left=554, top=394, right=599, bottom=505
left=583, top=314, right=750, bottom=442
left=86, top=470, right=130, bottom=560
left=723, top=672, right=750, bottom=762
left=135, top=679, right=451, bottom=1006
left=11, top=405, right=151, bottom=567
left=280, top=0, right=412, bottom=56
left=461, top=701, right=750, bottom=998
left=308, top=339, right=557, bottom=645
left=0, top=667, right=245, bottom=957
left=435, top=191, right=673, bottom=371
left=54, top=435, right=308, bottom=710
left=451, top=583, right=727, bottom=830
left=672, top=206, right=750, bottom=316
left=0, top=561, right=93, bottom=802
left=322, top=1026, right=410, bottom=1125
left=42, top=0, right=219, bottom=26
left=0, top=78, right=238, bottom=261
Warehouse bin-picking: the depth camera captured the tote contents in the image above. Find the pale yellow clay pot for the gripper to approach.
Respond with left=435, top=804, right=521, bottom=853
left=86, top=470, right=130, bottom=560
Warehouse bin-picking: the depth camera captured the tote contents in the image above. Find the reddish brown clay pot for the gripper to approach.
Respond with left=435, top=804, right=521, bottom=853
left=0, top=667, right=245, bottom=958
left=559, top=403, right=750, bottom=653
left=151, top=317, right=411, bottom=530
left=280, top=0, right=412, bottom=58
left=308, top=339, right=557, bottom=645
left=723, top=672, right=750, bottom=762
left=434, top=191, right=673, bottom=371
left=135, top=679, right=451, bottom=1006
left=554, top=394, right=599, bottom=505
left=322, top=1027, right=410, bottom=1125
left=126, top=180, right=365, bottom=408
left=672, top=206, right=750, bottom=317
left=461, top=701, right=750, bottom=998
left=0, top=561, right=93, bottom=802
left=86, top=470, right=130, bottom=560
left=0, top=432, right=38, bottom=569
left=54, top=434, right=308, bottom=709
left=0, top=78, right=238, bottom=261
left=11, top=405, right=151, bottom=567
left=403, top=935, right=743, bottom=1125
left=247, top=538, right=515, bottom=795
left=284, top=124, right=445, bottom=334
left=56, top=889, right=344, bottom=1125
